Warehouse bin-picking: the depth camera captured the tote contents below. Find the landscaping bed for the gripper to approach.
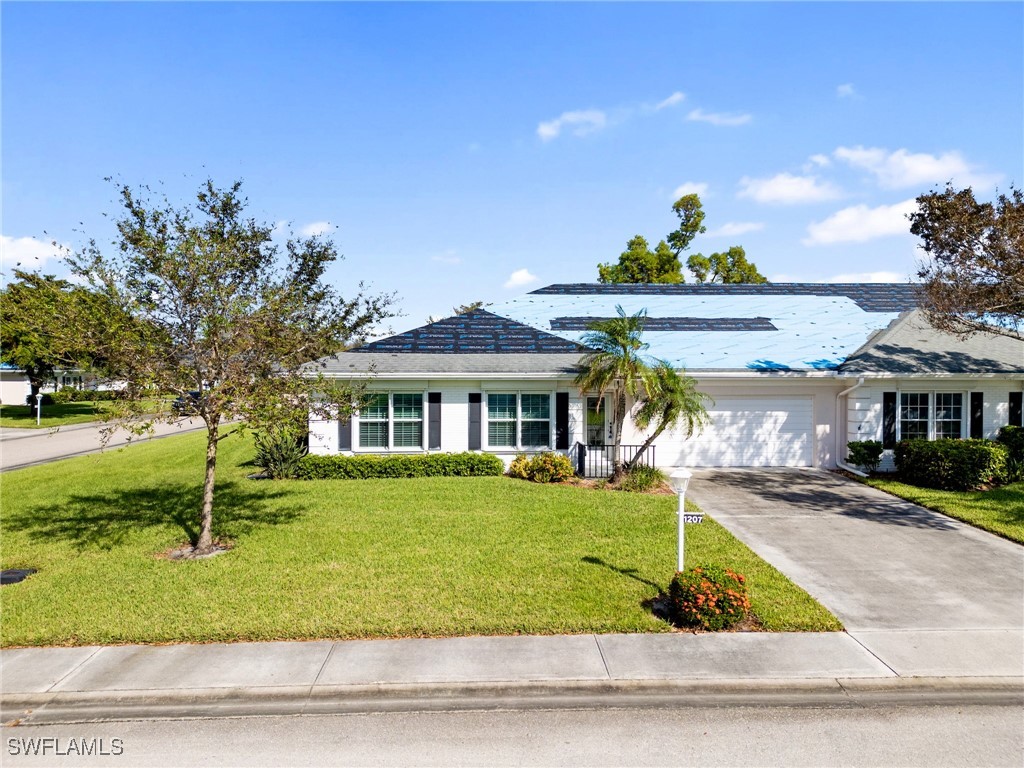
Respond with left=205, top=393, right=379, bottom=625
left=1, top=432, right=840, bottom=646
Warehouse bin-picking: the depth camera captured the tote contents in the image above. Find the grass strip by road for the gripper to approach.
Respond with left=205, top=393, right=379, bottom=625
left=0, top=400, right=167, bottom=429
left=1, top=432, right=840, bottom=646
left=865, top=478, right=1024, bottom=544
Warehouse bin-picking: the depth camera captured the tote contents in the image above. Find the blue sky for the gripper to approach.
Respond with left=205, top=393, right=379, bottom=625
left=3, top=2, right=1021, bottom=329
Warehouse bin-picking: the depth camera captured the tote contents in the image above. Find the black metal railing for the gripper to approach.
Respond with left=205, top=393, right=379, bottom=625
left=571, top=442, right=656, bottom=478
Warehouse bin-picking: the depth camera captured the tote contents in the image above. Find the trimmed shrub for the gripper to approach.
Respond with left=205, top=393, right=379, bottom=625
left=25, top=393, right=54, bottom=407
left=505, top=452, right=575, bottom=483
left=619, top=464, right=668, bottom=493
left=894, top=438, right=1008, bottom=491
left=297, top=452, right=505, bottom=480
left=668, top=565, right=751, bottom=631
left=254, top=428, right=309, bottom=479
left=846, top=440, right=883, bottom=474
left=51, top=387, right=123, bottom=404
left=997, top=426, right=1024, bottom=482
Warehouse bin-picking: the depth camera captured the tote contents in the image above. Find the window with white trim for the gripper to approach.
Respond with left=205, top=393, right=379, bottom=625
left=358, top=393, right=424, bottom=449
left=898, top=391, right=965, bottom=441
left=486, top=393, right=551, bottom=449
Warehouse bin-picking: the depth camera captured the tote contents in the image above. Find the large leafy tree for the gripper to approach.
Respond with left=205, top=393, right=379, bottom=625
left=909, top=184, right=1023, bottom=339
left=687, top=246, right=767, bottom=284
left=574, top=306, right=711, bottom=481
left=68, top=179, right=395, bottom=555
left=597, top=236, right=682, bottom=284
left=0, top=271, right=94, bottom=413
left=597, top=194, right=767, bottom=284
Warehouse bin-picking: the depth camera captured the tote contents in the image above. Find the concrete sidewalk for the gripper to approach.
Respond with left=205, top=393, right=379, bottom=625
left=0, top=418, right=207, bottom=472
left=2, top=632, right=1022, bottom=724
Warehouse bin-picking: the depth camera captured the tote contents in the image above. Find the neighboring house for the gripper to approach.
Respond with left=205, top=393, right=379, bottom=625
left=307, top=283, right=1024, bottom=472
left=0, top=364, right=116, bottom=406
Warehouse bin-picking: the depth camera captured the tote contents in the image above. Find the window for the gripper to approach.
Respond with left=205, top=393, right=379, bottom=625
left=899, top=393, right=929, bottom=440
left=898, top=391, right=965, bottom=441
left=934, top=393, right=963, bottom=439
left=487, top=394, right=517, bottom=448
left=487, top=393, right=551, bottom=449
left=358, top=393, right=424, bottom=449
left=586, top=396, right=606, bottom=446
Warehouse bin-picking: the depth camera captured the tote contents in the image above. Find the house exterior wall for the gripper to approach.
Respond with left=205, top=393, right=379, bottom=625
left=843, top=379, right=1024, bottom=472
left=1, top=371, right=29, bottom=405
left=310, top=375, right=851, bottom=470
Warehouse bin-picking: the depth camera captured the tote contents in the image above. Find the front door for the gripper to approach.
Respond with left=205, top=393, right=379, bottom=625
left=586, top=397, right=606, bottom=446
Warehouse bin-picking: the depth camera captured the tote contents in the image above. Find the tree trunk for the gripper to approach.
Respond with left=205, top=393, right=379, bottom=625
left=624, top=425, right=665, bottom=473
left=609, top=391, right=627, bottom=483
left=195, top=420, right=219, bottom=553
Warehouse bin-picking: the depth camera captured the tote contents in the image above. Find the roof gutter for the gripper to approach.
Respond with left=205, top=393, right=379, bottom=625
left=835, top=376, right=868, bottom=478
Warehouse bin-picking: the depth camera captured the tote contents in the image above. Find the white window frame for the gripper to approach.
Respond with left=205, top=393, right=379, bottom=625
left=354, top=391, right=427, bottom=452
left=483, top=391, right=554, bottom=451
left=896, top=390, right=967, bottom=441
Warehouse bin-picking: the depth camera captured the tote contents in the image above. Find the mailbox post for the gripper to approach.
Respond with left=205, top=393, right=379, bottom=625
left=35, top=393, right=43, bottom=426
left=669, top=468, right=693, bottom=572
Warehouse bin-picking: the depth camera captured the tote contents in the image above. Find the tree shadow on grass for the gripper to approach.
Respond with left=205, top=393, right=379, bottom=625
left=4, top=481, right=303, bottom=551
left=582, top=555, right=672, bottom=621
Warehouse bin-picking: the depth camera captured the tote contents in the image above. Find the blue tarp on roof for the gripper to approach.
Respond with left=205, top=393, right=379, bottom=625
left=488, top=283, right=918, bottom=371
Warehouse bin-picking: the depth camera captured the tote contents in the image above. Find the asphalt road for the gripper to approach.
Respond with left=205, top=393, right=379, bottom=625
left=0, top=419, right=207, bottom=471
left=3, top=704, right=1021, bottom=767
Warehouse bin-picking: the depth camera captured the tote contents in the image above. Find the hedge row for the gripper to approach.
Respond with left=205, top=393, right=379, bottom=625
left=894, top=438, right=1008, bottom=491
left=296, top=452, right=505, bottom=480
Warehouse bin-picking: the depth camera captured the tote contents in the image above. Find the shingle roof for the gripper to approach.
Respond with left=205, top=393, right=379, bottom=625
left=353, top=309, right=584, bottom=354
left=530, top=283, right=920, bottom=313
left=316, top=352, right=583, bottom=377
left=840, top=310, right=1024, bottom=374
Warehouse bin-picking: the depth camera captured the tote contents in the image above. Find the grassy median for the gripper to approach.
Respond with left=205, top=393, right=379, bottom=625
left=1, top=432, right=840, bottom=646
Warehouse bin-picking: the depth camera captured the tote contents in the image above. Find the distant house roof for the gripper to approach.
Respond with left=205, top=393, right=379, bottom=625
left=354, top=309, right=583, bottom=354
left=489, top=283, right=921, bottom=372
left=840, top=310, right=1024, bottom=375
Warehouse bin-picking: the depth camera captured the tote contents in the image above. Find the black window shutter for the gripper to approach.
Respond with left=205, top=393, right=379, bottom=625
left=339, top=417, right=352, bottom=451
left=1011, top=392, right=1023, bottom=427
left=555, top=392, right=569, bottom=449
left=468, top=393, right=482, bottom=450
left=882, top=391, right=897, bottom=449
left=970, top=392, right=984, bottom=439
left=428, top=392, right=442, bottom=450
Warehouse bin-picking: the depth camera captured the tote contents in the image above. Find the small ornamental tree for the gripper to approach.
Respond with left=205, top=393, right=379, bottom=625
left=68, top=179, right=395, bottom=556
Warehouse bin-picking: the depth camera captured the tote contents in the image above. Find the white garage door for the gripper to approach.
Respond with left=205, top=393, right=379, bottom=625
left=656, top=396, right=814, bottom=467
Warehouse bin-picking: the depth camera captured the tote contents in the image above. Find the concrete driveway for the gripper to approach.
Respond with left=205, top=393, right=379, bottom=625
left=687, top=468, right=1024, bottom=677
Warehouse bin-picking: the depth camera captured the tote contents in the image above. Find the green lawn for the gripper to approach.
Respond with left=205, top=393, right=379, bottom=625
left=1, top=432, right=840, bottom=646
left=0, top=399, right=168, bottom=429
left=865, top=478, right=1024, bottom=544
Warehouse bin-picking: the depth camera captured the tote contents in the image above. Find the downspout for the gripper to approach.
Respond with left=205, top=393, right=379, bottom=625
left=835, top=377, right=868, bottom=478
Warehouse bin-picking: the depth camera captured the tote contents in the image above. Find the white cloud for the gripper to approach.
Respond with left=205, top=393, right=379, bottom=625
left=836, top=83, right=856, bottom=99
left=802, top=198, right=917, bottom=245
left=299, top=221, right=333, bottom=237
left=707, top=222, right=765, bottom=238
left=673, top=181, right=709, bottom=199
left=809, top=154, right=831, bottom=167
left=686, top=108, right=752, bottom=127
left=431, top=252, right=461, bottom=265
left=0, top=235, right=65, bottom=272
left=655, top=91, right=686, bottom=110
left=833, top=145, right=1002, bottom=190
left=822, top=271, right=909, bottom=283
left=537, top=110, right=607, bottom=142
left=504, top=268, right=538, bottom=289
left=737, top=173, right=842, bottom=204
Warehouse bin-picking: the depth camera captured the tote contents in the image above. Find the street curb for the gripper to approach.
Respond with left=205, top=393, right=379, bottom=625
left=4, top=677, right=1022, bottom=724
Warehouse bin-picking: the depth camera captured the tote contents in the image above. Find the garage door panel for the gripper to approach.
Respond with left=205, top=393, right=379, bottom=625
left=656, top=396, right=813, bottom=467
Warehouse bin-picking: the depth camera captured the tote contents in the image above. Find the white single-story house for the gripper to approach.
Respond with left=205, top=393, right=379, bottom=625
left=308, top=283, right=1024, bottom=473
left=0, top=363, right=116, bottom=406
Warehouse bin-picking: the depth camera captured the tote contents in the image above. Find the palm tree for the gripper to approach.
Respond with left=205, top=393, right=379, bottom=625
left=574, top=306, right=651, bottom=482
left=628, top=360, right=712, bottom=470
